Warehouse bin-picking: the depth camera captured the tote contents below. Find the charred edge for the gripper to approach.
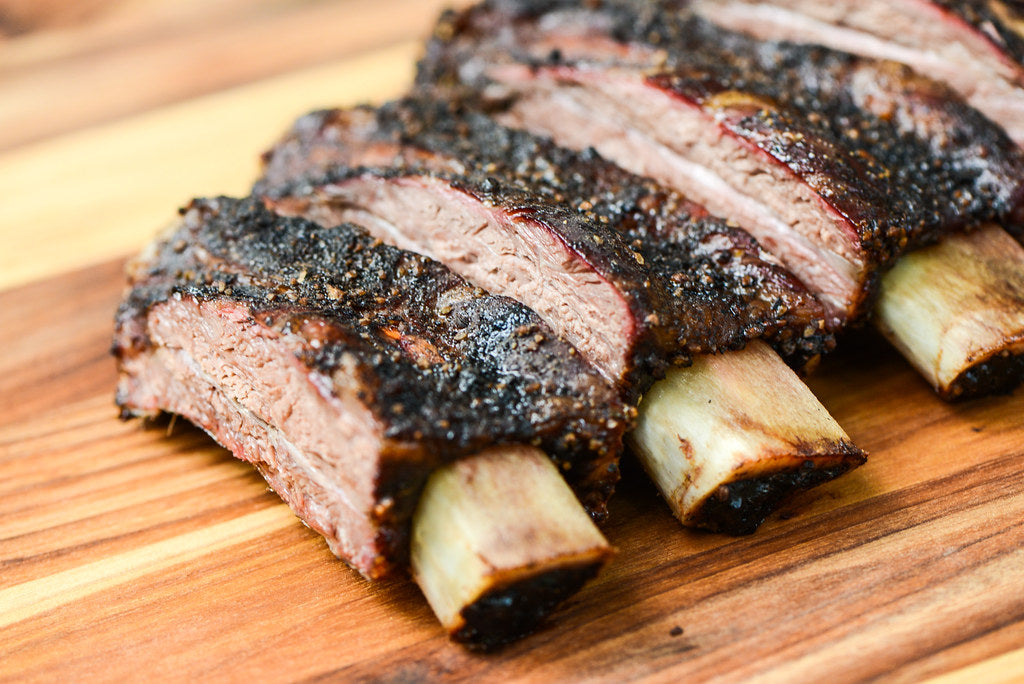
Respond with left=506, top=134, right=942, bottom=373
left=368, top=452, right=437, bottom=571
left=1009, top=181, right=1024, bottom=235
left=944, top=350, right=1024, bottom=401
left=452, top=562, right=605, bottom=651
left=572, top=457, right=620, bottom=523
left=690, top=452, right=867, bottom=535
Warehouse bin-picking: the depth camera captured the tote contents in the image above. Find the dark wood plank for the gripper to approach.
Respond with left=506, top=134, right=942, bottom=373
left=0, top=260, right=1021, bottom=681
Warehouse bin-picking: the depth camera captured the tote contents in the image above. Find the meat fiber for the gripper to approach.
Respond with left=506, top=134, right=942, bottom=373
left=256, top=99, right=865, bottom=539
left=255, top=97, right=832, bottom=395
left=113, top=196, right=626, bottom=578
left=417, top=0, right=1024, bottom=327
left=689, top=0, right=1024, bottom=145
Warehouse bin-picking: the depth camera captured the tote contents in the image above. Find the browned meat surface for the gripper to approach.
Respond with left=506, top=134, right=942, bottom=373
left=931, top=0, right=1024, bottom=69
left=689, top=0, right=1024, bottom=145
left=418, top=0, right=1024, bottom=327
left=113, top=196, right=626, bottom=578
left=255, top=98, right=832, bottom=395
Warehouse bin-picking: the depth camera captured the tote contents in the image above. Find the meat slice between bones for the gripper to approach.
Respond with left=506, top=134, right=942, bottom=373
left=113, top=196, right=626, bottom=579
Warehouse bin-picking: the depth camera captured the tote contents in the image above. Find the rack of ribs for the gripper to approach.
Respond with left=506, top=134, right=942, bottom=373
left=417, top=0, right=1024, bottom=399
left=113, top=196, right=625, bottom=648
left=255, top=96, right=865, bottom=537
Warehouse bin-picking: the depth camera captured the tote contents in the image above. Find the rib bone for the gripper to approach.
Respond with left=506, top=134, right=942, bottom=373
left=412, top=445, right=613, bottom=650
left=875, top=224, right=1024, bottom=399
left=630, top=341, right=863, bottom=534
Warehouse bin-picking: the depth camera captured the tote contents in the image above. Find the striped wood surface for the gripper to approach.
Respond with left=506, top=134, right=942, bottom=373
left=1, top=1, right=1022, bottom=681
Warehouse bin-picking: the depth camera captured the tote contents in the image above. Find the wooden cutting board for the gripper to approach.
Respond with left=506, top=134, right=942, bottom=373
left=1, top=2, right=1023, bottom=681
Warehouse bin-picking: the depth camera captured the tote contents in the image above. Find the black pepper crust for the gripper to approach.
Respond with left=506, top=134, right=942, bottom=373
left=256, top=97, right=833, bottom=384
left=929, top=0, right=1024, bottom=69
left=115, top=196, right=626, bottom=519
left=419, top=0, right=1024, bottom=306
left=257, top=108, right=671, bottom=393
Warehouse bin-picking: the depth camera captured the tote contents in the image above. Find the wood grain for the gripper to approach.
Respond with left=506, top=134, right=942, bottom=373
left=0, top=0, right=463, bottom=151
left=0, top=42, right=417, bottom=292
left=1, top=258, right=1022, bottom=682
left=1, top=1, right=1022, bottom=681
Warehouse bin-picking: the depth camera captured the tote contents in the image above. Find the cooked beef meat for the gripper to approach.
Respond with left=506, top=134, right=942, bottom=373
left=255, top=99, right=863, bottom=540
left=418, top=0, right=1024, bottom=327
left=689, top=0, right=1024, bottom=145
left=255, top=98, right=832, bottom=395
left=113, top=196, right=626, bottom=579
left=937, top=0, right=1024, bottom=68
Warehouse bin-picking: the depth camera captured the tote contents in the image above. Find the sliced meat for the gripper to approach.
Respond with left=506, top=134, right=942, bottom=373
left=255, top=98, right=833, bottom=393
left=931, top=0, right=1024, bottom=69
left=689, top=0, right=1024, bottom=145
left=256, top=99, right=864, bottom=539
left=417, top=0, right=1024, bottom=327
left=113, top=196, right=626, bottom=578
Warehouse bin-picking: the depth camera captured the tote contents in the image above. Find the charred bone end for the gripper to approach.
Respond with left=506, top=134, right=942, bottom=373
left=411, top=446, right=613, bottom=650
left=876, top=224, right=1024, bottom=401
left=451, top=562, right=603, bottom=651
left=944, top=350, right=1024, bottom=401
left=629, top=341, right=866, bottom=535
left=688, top=456, right=862, bottom=535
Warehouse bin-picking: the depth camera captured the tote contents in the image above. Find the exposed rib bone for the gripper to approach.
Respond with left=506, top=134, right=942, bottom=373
left=411, top=445, right=613, bottom=650
left=875, top=224, right=1024, bottom=399
left=629, top=341, right=864, bottom=534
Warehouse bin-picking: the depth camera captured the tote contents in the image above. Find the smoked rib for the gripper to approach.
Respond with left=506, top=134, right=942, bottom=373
left=256, top=97, right=833, bottom=393
left=416, top=0, right=1024, bottom=326
left=113, top=196, right=626, bottom=577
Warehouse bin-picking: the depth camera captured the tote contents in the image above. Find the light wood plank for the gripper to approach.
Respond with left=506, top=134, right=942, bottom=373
left=926, top=648, right=1024, bottom=684
left=0, top=0, right=462, bottom=150
left=1, top=1, right=1021, bottom=679
left=0, top=42, right=416, bottom=291
left=0, top=506, right=296, bottom=629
